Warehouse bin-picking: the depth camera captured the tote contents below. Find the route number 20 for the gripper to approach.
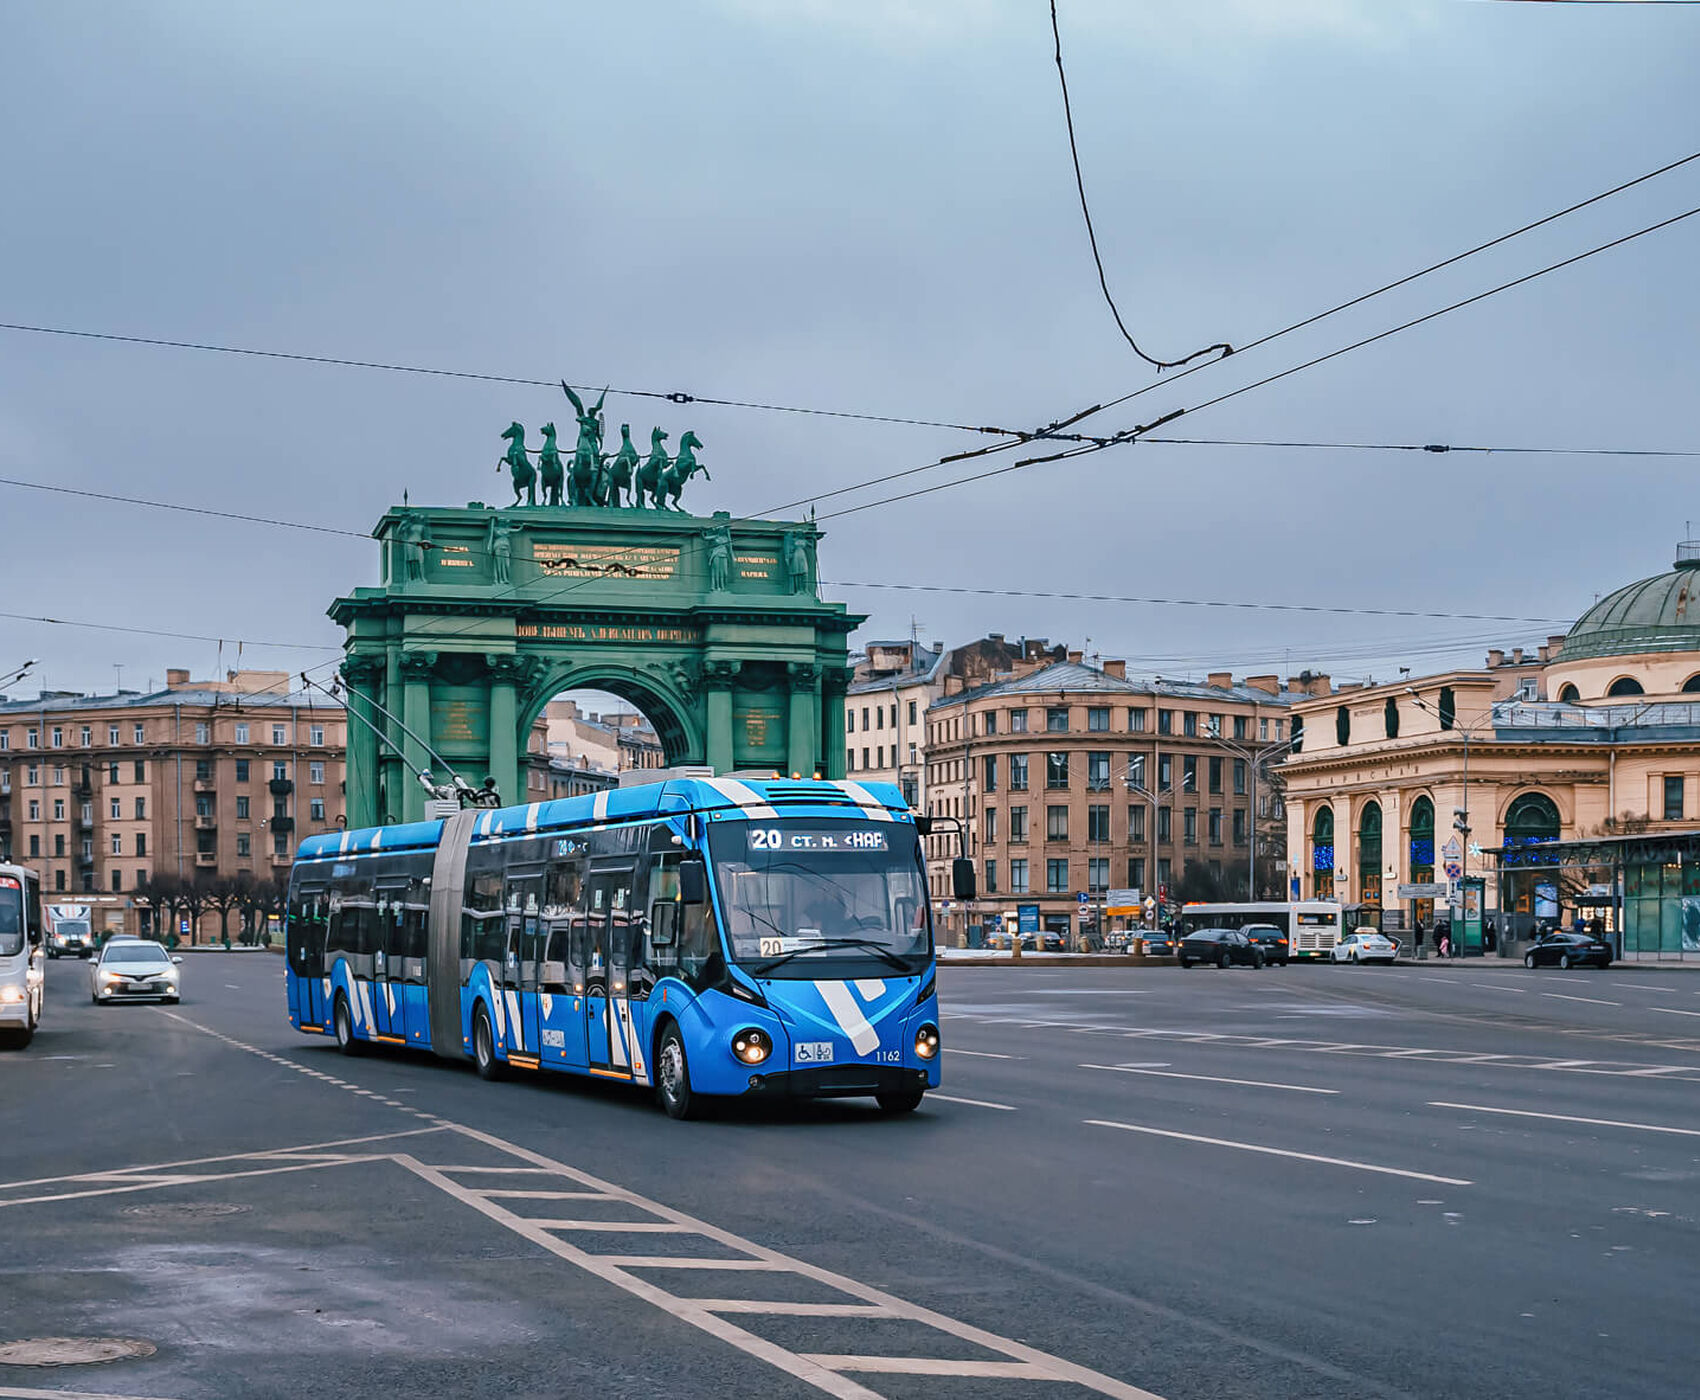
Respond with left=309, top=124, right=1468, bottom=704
left=748, top=828, right=785, bottom=850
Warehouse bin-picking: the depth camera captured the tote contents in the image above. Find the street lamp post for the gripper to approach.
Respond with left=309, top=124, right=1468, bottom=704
left=1405, top=688, right=1496, bottom=952
left=1205, top=722, right=1299, bottom=902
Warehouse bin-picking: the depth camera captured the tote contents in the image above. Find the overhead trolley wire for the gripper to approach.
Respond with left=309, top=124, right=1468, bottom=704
left=1049, top=0, right=1232, bottom=371
left=818, top=201, right=1700, bottom=518
left=0, top=321, right=1013, bottom=438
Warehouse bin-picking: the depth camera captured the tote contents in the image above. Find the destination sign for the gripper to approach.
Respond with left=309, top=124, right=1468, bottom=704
left=743, top=826, right=889, bottom=854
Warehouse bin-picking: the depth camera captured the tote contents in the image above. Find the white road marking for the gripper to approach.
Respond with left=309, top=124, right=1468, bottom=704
left=943, top=1047, right=1022, bottom=1060
left=0, top=1387, right=182, bottom=1400
left=398, top=1123, right=1166, bottom=1399
left=142, top=1014, right=1165, bottom=1398
left=1081, top=1064, right=1339, bottom=1095
left=804, top=1356, right=1047, bottom=1378
left=1542, top=993, right=1621, bottom=1006
left=930, top=1093, right=1017, bottom=1111
left=1431, top=1102, right=1700, bottom=1139
left=1650, top=1006, right=1700, bottom=1018
left=1086, top=1120, right=1473, bottom=1185
left=1469, top=983, right=1525, bottom=993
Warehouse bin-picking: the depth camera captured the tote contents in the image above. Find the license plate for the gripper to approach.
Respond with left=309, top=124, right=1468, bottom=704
left=795, top=1041, right=834, bottom=1064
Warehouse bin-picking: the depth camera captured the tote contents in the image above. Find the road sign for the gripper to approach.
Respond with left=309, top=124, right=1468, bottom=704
left=1444, top=861, right=1461, bottom=880
left=1398, top=882, right=1448, bottom=899
left=1106, top=887, right=1140, bottom=915
left=1077, top=891, right=1090, bottom=905
left=1017, top=904, right=1040, bottom=935
left=1442, top=836, right=1462, bottom=860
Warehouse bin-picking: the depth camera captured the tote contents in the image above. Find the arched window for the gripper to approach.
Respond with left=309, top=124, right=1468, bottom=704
left=1557, top=683, right=1580, bottom=703
left=1607, top=676, right=1645, bottom=697
left=1336, top=706, right=1351, bottom=746
left=1384, top=697, right=1400, bottom=738
left=1438, top=686, right=1456, bottom=730
left=1684, top=674, right=1700, bottom=694
left=1504, top=791, right=1560, bottom=845
left=1408, top=796, right=1435, bottom=872
left=1311, top=805, right=1334, bottom=899
left=1291, top=714, right=1304, bottom=752
left=1502, top=791, right=1561, bottom=917
left=1358, top=801, right=1383, bottom=915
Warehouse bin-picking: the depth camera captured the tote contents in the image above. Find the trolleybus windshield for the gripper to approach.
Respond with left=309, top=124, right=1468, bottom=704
left=707, top=818, right=931, bottom=976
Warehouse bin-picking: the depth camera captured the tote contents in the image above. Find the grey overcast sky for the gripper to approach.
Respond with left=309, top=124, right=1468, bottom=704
left=3, top=0, right=1696, bottom=699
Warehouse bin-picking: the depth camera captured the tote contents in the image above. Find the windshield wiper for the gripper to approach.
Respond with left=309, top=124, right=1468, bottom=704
left=750, top=938, right=916, bottom=975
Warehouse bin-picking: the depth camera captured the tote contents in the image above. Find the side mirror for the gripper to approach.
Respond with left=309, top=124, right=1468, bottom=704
left=913, top=815, right=934, bottom=837
left=678, top=857, right=708, bottom=905
left=952, top=857, right=976, bottom=901
left=173, top=956, right=184, bottom=964
left=27, top=928, right=42, bottom=946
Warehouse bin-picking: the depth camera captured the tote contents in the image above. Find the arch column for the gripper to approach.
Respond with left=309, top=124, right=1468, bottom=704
left=341, top=653, right=385, bottom=830
left=486, top=653, right=520, bottom=805
left=704, top=661, right=738, bottom=774
left=822, top=665, right=850, bottom=781
left=399, top=650, right=437, bottom=821
left=787, top=663, right=821, bottom=778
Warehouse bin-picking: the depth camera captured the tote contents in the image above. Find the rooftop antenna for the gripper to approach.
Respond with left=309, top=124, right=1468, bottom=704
left=113, top=663, right=123, bottom=693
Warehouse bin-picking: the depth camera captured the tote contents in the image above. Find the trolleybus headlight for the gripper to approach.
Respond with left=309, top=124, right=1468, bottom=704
left=732, top=1028, right=772, bottom=1066
left=914, top=1024, right=940, bottom=1060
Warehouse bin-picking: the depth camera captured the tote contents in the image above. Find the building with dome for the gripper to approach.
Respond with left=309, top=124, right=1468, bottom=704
left=1281, top=543, right=1700, bottom=958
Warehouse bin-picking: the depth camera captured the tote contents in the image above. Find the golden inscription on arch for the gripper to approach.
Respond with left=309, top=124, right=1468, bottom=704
left=532, top=543, right=679, bottom=580
left=735, top=552, right=777, bottom=581
left=515, top=623, right=701, bottom=645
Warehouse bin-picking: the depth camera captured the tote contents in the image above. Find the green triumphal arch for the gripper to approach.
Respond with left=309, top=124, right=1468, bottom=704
left=331, top=435, right=862, bottom=826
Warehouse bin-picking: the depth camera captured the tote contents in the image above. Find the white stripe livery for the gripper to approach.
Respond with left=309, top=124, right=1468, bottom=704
left=835, top=780, right=893, bottom=819
left=817, top=980, right=881, bottom=1056
left=705, top=777, right=779, bottom=819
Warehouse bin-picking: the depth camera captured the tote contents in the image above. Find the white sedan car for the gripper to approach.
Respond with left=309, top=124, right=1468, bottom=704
left=1331, top=930, right=1398, bottom=965
left=90, top=940, right=182, bottom=1003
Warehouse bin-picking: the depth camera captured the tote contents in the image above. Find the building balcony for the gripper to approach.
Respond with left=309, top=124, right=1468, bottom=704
left=74, top=781, right=93, bottom=798
left=194, top=815, right=217, bottom=831
left=76, top=852, right=95, bottom=868
left=193, top=779, right=216, bottom=794
left=269, top=815, right=294, bottom=835
left=270, top=852, right=292, bottom=867
left=195, top=852, right=217, bottom=868
left=269, top=778, right=294, bottom=796
left=77, top=815, right=94, bottom=831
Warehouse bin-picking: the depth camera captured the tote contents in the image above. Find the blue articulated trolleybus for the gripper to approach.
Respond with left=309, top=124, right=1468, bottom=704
left=284, top=775, right=944, bottom=1117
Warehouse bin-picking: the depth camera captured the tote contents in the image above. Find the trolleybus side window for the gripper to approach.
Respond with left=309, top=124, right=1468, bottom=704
left=287, top=890, right=327, bottom=976
left=462, top=871, right=505, bottom=966
left=396, top=878, right=429, bottom=981
left=542, top=861, right=581, bottom=995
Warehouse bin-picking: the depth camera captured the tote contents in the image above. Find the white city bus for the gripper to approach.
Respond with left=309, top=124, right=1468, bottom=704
left=1176, top=901, right=1349, bottom=960
left=1, top=862, right=45, bottom=1048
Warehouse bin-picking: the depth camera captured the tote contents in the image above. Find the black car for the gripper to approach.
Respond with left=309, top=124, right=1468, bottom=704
left=1178, top=927, right=1265, bottom=969
left=1136, top=930, right=1176, bottom=958
left=1523, top=932, right=1612, bottom=969
left=1239, top=923, right=1290, bottom=966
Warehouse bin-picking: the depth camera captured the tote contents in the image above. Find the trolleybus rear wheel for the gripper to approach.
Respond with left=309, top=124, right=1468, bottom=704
left=876, top=1088, right=924, bottom=1114
left=473, top=1004, right=505, bottom=1081
left=333, top=994, right=364, bottom=1056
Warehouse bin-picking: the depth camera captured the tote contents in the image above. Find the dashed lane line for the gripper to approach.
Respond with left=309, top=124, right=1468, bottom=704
left=1542, top=993, right=1621, bottom=1007
left=1650, top=1006, right=1700, bottom=1018
left=0, top=1387, right=181, bottom=1400
left=943, top=1048, right=1023, bottom=1060
left=1430, top=1102, right=1700, bottom=1138
left=1086, top=1120, right=1473, bottom=1186
left=1080, top=1064, right=1339, bottom=1095
left=929, top=1093, right=1018, bottom=1111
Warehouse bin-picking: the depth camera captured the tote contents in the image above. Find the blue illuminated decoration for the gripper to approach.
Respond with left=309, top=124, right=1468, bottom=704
left=1409, top=838, right=1434, bottom=866
left=1313, top=845, right=1335, bottom=872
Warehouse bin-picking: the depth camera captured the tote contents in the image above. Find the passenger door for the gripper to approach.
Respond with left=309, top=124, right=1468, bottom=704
left=373, top=885, right=405, bottom=1041
left=584, top=867, right=635, bottom=1077
left=502, top=872, right=543, bottom=1062
left=288, top=890, right=329, bottom=1027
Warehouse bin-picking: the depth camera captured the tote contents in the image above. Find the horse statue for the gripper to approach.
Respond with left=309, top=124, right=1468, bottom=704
left=606, top=424, right=639, bottom=507
left=536, top=421, right=566, bottom=506
left=560, top=381, right=607, bottom=506
left=496, top=422, right=536, bottom=507
left=636, top=427, right=671, bottom=508
left=659, top=431, right=708, bottom=510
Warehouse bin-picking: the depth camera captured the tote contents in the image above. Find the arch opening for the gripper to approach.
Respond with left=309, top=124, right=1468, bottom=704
left=1607, top=676, right=1645, bottom=697
left=1358, top=800, right=1383, bottom=921
left=1311, top=804, right=1335, bottom=900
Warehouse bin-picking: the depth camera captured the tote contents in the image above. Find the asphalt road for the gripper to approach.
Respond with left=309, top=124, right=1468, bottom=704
left=7, top=953, right=1700, bottom=1400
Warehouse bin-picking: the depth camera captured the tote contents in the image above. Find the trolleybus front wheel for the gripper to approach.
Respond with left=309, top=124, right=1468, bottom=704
left=655, top=1023, right=698, bottom=1120
left=876, top=1088, right=924, bottom=1114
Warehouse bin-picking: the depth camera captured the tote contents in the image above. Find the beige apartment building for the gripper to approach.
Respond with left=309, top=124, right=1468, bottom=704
left=845, top=639, right=947, bottom=810
left=922, top=652, right=1313, bottom=946
left=0, top=669, right=346, bottom=938
left=1282, top=545, right=1700, bottom=954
